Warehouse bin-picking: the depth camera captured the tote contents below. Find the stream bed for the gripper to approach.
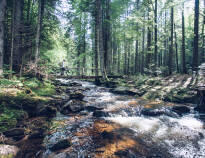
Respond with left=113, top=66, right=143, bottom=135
left=42, top=79, right=205, bottom=158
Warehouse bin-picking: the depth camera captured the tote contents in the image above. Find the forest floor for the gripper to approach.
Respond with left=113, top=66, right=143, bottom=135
left=0, top=74, right=202, bottom=158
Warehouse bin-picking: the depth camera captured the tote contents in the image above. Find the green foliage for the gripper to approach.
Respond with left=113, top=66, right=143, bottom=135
left=0, top=107, right=26, bottom=132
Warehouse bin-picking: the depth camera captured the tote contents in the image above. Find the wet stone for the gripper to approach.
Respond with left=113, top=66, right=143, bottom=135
left=49, top=139, right=71, bottom=152
left=93, top=110, right=109, bottom=117
left=69, top=91, right=84, bottom=100
left=61, top=100, right=85, bottom=114
left=172, top=105, right=190, bottom=115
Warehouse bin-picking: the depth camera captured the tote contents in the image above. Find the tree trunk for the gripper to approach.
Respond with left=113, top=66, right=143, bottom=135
left=35, top=0, right=45, bottom=63
left=181, top=3, right=187, bottom=73
left=97, top=0, right=108, bottom=80
left=135, top=0, right=139, bottom=73
left=168, top=6, right=174, bottom=75
left=154, top=0, right=158, bottom=68
left=201, top=0, right=205, bottom=63
left=192, top=0, right=199, bottom=71
left=174, top=23, right=179, bottom=73
left=141, top=16, right=145, bottom=74
left=13, top=0, right=24, bottom=72
left=146, top=6, right=152, bottom=68
left=94, top=2, right=99, bottom=83
left=0, top=0, right=6, bottom=75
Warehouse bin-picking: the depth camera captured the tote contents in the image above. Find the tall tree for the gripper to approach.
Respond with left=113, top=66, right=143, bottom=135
left=35, top=0, right=45, bottom=63
left=0, top=0, right=7, bottom=75
left=97, top=0, right=108, bottom=80
left=201, top=0, right=205, bottom=63
left=192, top=0, right=199, bottom=71
left=174, top=23, right=179, bottom=73
left=154, top=0, right=158, bottom=68
left=168, top=5, right=174, bottom=75
left=181, top=3, right=187, bottom=73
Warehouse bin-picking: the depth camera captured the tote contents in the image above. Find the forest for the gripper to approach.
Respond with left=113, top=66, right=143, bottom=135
left=0, top=0, right=205, bottom=158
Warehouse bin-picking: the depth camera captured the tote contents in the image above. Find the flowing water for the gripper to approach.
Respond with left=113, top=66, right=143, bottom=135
left=43, top=79, right=205, bottom=158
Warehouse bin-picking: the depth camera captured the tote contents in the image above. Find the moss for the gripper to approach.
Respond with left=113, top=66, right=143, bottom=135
left=0, top=153, right=14, bottom=158
left=0, top=107, right=27, bottom=132
left=146, top=79, right=161, bottom=86
left=143, top=90, right=162, bottom=100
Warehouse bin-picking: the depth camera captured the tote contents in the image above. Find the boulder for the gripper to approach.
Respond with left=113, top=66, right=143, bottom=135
left=69, top=91, right=84, bottom=100
left=61, top=100, right=85, bottom=114
left=93, top=110, right=109, bottom=117
left=49, top=139, right=71, bottom=152
left=0, top=145, right=19, bottom=158
left=172, top=105, right=190, bottom=115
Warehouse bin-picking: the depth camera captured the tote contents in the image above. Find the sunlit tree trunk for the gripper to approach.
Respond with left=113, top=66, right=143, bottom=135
left=0, top=0, right=6, bottom=75
left=174, top=23, right=179, bottom=73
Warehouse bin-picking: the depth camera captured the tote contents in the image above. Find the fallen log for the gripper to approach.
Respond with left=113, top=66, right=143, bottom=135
left=56, top=75, right=123, bottom=79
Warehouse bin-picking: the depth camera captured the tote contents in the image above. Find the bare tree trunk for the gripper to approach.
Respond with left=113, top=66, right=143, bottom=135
left=94, top=4, right=99, bottom=82
left=146, top=5, right=152, bottom=68
left=181, top=3, right=187, bottom=73
left=141, top=18, right=145, bottom=74
left=0, top=0, right=6, bottom=75
left=10, top=0, right=16, bottom=77
left=97, top=0, right=108, bottom=80
left=201, top=0, right=205, bottom=63
left=154, top=0, right=158, bottom=68
left=174, top=23, right=179, bottom=73
left=168, top=6, right=174, bottom=75
left=192, top=0, right=199, bottom=71
left=35, top=0, right=45, bottom=63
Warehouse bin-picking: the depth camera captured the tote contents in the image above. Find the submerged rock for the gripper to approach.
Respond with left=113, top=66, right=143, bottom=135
left=49, top=139, right=71, bottom=151
left=141, top=108, right=164, bottom=117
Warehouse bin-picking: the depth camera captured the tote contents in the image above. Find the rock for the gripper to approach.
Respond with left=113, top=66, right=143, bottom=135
left=49, top=139, right=71, bottom=152
left=85, top=106, right=103, bottom=112
left=61, top=100, right=85, bottom=114
left=37, top=106, right=57, bottom=117
left=29, top=131, right=44, bottom=139
left=172, top=105, right=190, bottom=115
left=101, top=131, right=114, bottom=140
left=141, top=108, right=164, bottom=117
left=67, top=82, right=82, bottom=87
left=0, top=145, right=19, bottom=158
left=93, top=110, right=109, bottom=117
left=4, top=128, right=25, bottom=137
left=69, top=91, right=84, bottom=100
left=110, top=86, right=137, bottom=96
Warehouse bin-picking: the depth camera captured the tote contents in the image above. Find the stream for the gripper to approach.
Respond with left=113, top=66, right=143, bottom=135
left=42, top=79, right=205, bottom=158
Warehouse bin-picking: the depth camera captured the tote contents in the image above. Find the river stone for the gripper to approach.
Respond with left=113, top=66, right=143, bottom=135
left=110, top=86, right=137, bottom=96
left=93, top=110, right=109, bottom=117
left=85, top=106, right=103, bottom=112
left=141, top=108, right=164, bottom=117
left=49, top=139, right=71, bottom=152
left=0, top=145, right=19, bottom=158
left=172, top=105, right=190, bottom=115
left=69, top=91, right=84, bottom=100
left=4, top=128, right=25, bottom=137
left=61, top=100, right=85, bottom=114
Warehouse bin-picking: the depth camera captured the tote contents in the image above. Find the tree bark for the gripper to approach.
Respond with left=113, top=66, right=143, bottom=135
left=35, top=0, right=45, bottom=63
left=174, top=23, right=179, bottom=73
left=181, top=3, right=187, bottom=73
left=97, top=0, right=108, bottom=80
left=168, top=6, right=174, bottom=75
left=146, top=5, right=152, bottom=68
left=192, top=0, right=199, bottom=71
left=201, top=0, right=205, bottom=63
left=0, top=0, right=6, bottom=75
left=154, top=0, right=158, bottom=68
left=135, top=0, right=140, bottom=73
